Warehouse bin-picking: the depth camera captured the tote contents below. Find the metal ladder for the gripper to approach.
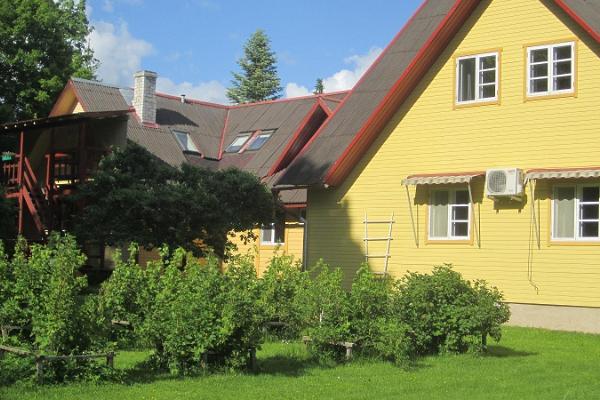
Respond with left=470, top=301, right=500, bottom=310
left=363, top=211, right=394, bottom=275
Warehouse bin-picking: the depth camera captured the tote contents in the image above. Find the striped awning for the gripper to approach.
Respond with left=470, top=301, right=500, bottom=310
left=402, top=171, right=485, bottom=185
left=526, top=167, right=600, bottom=181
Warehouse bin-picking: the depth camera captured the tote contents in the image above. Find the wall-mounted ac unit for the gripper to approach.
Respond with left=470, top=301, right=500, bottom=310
left=485, top=168, right=524, bottom=198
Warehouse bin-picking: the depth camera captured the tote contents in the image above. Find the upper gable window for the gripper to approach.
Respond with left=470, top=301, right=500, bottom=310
left=247, top=129, right=276, bottom=151
left=225, top=133, right=251, bottom=153
left=527, top=42, right=575, bottom=97
left=173, top=130, right=200, bottom=153
left=456, top=52, right=498, bottom=105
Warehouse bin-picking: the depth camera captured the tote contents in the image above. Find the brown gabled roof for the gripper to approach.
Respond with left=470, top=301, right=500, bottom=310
left=65, top=77, right=349, bottom=194
left=276, top=0, right=600, bottom=188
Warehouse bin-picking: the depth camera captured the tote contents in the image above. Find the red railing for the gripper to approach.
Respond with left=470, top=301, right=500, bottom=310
left=45, top=153, right=80, bottom=189
left=1, top=158, right=19, bottom=190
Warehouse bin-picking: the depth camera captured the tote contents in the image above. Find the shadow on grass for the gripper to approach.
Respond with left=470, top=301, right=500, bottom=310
left=485, top=345, right=537, bottom=358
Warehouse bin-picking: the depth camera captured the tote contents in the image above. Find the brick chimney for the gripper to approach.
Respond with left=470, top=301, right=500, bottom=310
left=133, top=70, right=157, bottom=125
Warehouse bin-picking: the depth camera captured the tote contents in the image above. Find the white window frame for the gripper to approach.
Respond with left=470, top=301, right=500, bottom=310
left=260, top=222, right=285, bottom=245
left=173, top=130, right=200, bottom=153
left=428, top=188, right=471, bottom=241
left=551, top=184, right=600, bottom=242
left=247, top=129, right=275, bottom=151
left=455, top=52, right=499, bottom=105
left=526, top=42, right=575, bottom=97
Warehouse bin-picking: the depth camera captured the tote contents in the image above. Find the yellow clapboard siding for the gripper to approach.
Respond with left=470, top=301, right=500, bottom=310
left=228, top=219, right=304, bottom=276
left=306, top=0, right=600, bottom=307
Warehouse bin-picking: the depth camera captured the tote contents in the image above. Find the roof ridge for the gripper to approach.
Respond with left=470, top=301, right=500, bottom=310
left=71, top=77, right=125, bottom=90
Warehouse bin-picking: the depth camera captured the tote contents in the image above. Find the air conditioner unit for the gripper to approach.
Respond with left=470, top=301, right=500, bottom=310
left=485, top=168, right=524, bottom=198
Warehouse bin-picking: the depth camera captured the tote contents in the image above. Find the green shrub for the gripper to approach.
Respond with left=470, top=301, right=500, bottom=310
left=259, top=255, right=310, bottom=339
left=98, top=244, right=146, bottom=348
left=138, top=251, right=265, bottom=374
left=394, top=264, right=510, bottom=354
left=348, top=266, right=415, bottom=365
left=303, top=260, right=350, bottom=361
left=0, top=234, right=108, bottom=383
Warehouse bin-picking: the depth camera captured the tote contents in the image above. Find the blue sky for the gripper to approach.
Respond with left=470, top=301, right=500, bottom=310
left=87, top=0, right=422, bottom=103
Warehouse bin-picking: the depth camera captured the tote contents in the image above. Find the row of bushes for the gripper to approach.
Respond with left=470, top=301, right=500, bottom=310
left=0, top=234, right=510, bottom=383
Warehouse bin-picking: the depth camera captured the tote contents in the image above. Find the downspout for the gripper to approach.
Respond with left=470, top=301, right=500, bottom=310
left=299, top=213, right=308, bottom=271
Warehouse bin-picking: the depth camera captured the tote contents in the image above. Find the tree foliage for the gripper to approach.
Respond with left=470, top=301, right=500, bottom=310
left=227, top=29, right=282, bottom=104
left=314, top=78, right=324, bottom=95
left=71, top=143, right=276, bottom=256
left=0, top=0, right=97, bottom=125
left=0, top=184, right=16, bottom=241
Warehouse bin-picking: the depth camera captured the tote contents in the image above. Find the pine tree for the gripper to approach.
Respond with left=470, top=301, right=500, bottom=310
left=227, top=30, right=282, bottom=104
left=314, top=78, right=324, bottom=95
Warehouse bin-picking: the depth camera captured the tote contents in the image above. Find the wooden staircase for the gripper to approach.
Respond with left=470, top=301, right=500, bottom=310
left=2, top=155, right=52, bottom=237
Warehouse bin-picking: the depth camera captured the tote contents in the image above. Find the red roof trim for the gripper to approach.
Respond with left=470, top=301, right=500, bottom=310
left=267, top=100, right=323, bottom=177
left=217, top=109, right=231, bottom=159
left=323, top=0, right=480, bottom=187
left=284, top=203, right=307, bottom=209
left=229, top=90, right=350, bottom=109
left=553, top=0, right=600, bottom=43
left=317, top=97, right=332, bottom=116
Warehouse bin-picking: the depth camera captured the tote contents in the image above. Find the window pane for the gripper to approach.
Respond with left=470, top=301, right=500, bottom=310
left=458, top=58, right=476, bottom=102
left=531, top=63, right=548, bottom=78
left=274, top=222, right=285, bottom=243
left=580, top=222, right=599, bottom=238
left=554, top=187, right=575, bottom=239
left=553, top=76, right=572, bottom=91
left=480, top=55, right=496, bottom=70
left=430, top=191, right=449, bottom=238
left=453, top=206, right=469, bottom=221
left=261, top=226, right=274, bottom=243
left=581, top=204, right=599, bottom=220
left=452, top=222, right=469, bottom=237
left=531, top=48, right=548, bottom=63
left=480, top=85, right=496, bottom=99
left=582, top=187, right=599, bottom=202
left=554, top=45, right=572, bottom=60
left=554, top=60, right=572, bottom=75
left=531, top=79, right=548, bottom=93
left=455, top=190, right=469, bottom=204
left=226, top=135, right=250, bottom=152
left=480, top=70, right=496, bottom=85
left=247, top=133, right=272, bottom=151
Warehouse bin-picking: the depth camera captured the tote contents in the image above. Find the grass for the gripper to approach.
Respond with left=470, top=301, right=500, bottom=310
left=2, top=327, right=599, bottom=400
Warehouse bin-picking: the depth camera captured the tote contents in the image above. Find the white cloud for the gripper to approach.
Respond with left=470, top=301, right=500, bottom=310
left=157, top=78, right=229, bottom=104
left=285, top=83, right=311, bottom=98
left=322, top=47, right=382, bottom=92
left=89, top=20, right=154, bottom=86
left=284, top=47, right=383, bottom=98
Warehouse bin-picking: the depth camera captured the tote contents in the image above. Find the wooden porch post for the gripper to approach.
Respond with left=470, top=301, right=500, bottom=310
left=17, top=131, right=25, bottom=235
left=78, top=123, right=87, bottom=183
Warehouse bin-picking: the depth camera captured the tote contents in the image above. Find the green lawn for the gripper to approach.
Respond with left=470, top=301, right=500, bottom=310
left=2, top=327, right=599, bottom=400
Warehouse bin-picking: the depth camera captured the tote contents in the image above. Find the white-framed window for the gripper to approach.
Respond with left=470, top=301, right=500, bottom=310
left=429, top=189, right=471, bottom=240
left=247, top=129, right=276, bottom=151
left=527, top=42, right=575, bottom=97
left=261, top=221, right=285, bottom=245
left=173, top=130, right=200, bottom=153
left=456, top=52, right=498, bottom=104
left=225, top=133, right=251, bottom=153
left=552, top=184, right=600, bottom=241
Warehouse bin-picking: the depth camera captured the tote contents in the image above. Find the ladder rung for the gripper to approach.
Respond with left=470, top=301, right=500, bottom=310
left=366, top=254, right=390, bottom=258
left=372, top=272, right=389, bottom=276
left=363, top=237, right=392, bottom=241
left=363, top=220, right=395, bottom=224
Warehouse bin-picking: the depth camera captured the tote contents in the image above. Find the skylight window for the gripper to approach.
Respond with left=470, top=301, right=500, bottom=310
left=173, top=130, right=200, bottom=153
left=247, top=129, right=276, bottom=151
left=225, top=133, right=251, bottom=153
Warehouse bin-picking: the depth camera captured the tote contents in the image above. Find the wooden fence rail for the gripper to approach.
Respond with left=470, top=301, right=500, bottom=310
left=0, top=345, right=115, bottom=384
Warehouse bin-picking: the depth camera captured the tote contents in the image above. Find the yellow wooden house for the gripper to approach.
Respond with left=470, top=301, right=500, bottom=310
left=277, top=0, right=600, bottom=332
